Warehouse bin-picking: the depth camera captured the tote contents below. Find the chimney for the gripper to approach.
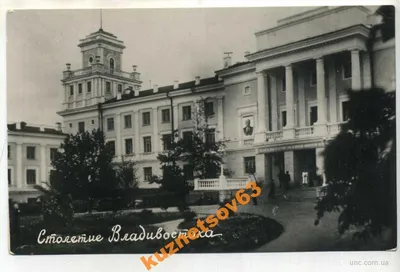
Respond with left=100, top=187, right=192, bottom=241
left=223, top=52, right=232, bottom=68
left=173, top=80, right=179, bottom=89
left=20, top=121, right=27, bottom=129
left=195, top=76, right=200, bottom=85
left=66, top=63, right=71, bottom=70
left=135, top=90, right=139, bottom=97
left=132, top=65, right=137, bottom=72
left=16, top=122, right=21, bottom=130
left=153, top=84, right=158, bottom=93
left=56, top=122, right=62, bottom=132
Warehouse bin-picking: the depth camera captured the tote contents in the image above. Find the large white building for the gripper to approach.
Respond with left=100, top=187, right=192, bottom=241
left=52, top=6, right=395, bottom=189
left=7, top=122, right=65, bottom=202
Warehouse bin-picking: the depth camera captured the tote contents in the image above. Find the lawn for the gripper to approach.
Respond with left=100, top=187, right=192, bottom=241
left=176, top=213, right=284, bottom=253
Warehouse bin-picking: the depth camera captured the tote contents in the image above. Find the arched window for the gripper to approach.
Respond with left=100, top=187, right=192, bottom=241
left=89, top=56, right=94, bottom=65
left=109, top=58, right=115, bottom=70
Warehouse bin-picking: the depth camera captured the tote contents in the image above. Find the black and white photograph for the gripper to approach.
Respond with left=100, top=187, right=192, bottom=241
left=2, top=3, right=397, bottom=270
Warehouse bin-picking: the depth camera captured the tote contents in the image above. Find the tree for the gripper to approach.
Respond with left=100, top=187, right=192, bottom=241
left=315, top=88, right=396, bottom=245
left=150, top=97, right=229, bottom=210
left=48, top=129, right=117, bottom=213
left=113, top=157, right=139, bottom=208
left=178, top=97, right=227, bottom=179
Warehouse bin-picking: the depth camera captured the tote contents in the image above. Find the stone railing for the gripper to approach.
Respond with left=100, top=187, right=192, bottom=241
left=295, top=126, right=314, bottom=138
left=63, top=64, right=139, bottom=81
left=265, top=130, right=283, bottom=141
left=194, top=178, right=220, bottom=190
left=327, top=122, right=345, bottom=135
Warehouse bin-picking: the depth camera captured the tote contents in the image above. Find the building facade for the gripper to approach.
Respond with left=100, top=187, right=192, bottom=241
left=7, top=122, right=66, bottom=202
left=57, top=6, right=395, bottom=189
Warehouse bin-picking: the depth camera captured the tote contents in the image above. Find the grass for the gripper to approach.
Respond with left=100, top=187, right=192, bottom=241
left=176, top=213, right=284, bottom=253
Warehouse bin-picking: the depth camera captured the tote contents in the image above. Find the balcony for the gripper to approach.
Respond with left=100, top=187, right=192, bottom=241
left=263, top=122, right=345, bottom=142
left=63, top=63, right=140, bottom=81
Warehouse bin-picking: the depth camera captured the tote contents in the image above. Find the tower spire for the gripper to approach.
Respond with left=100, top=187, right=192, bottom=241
left=99, top=9, right=103, bottom=31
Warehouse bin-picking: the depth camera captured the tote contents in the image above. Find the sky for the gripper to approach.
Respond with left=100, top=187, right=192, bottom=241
left=6, top=7, right=314, bottom=126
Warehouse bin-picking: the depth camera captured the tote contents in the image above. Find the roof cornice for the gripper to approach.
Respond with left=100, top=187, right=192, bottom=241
left=248, top=24, right=371, bottom=62
left=215, top=62, right=256, bottom=78
left=255, top=6, right=371, bottom=37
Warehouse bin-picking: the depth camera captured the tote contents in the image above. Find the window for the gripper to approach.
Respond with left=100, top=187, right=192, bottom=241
left=125, top=138, right=133, bottom=155
left=342, top=101, right=350, bottom=121
left=50, top=148, right=58, bottom=162
left=162, top=134, right=172, bottom=151
left=27, top=198, right=37, bottom=204
left=27, top=146, right=36, bottom=160
left=91, top=119, right=95, bottom=125
left=182, top=131, right=193, bottom=145
left=118, top=84, right=122, bottom=93
left=161, top=109, right=170, bottom=123
left=8, top=169, right=11, bottom=185
left=26, top=169, right=36, bottom=185
left=244, top=157, right=256, bottom=174
left=49, top=170, right=56, bottom=184
left=69, top=123, right=72, bottom=128
left=343, top=59, right=352, bottom=79
left=78, top=83, right=83, bottom=94
left=7, top=145, right=10, bottom=159
left=87, top=81, right=92, bottom=93
left=89, top=56, right=94, bottom=65
left=205, top=128, right=216, bottom=145
left=106, top=81, right=111, bottom=93
left=281, top=111, right=287, bottom=128
left=142, top=112, right=151, bottom=126
left=110, top=58, right=115, bottom=70
left=204, top=102, right=214, bottom=117
left=243, top=86, right=251, bottom=95
left=69, top=85, right=74, bottom=96
left=310, top=106, right=318, bottom=125
left=124, top=115, right=132, bottom=128
left=107, top=118, right=114, bottom=131
left=78, top=121, right=85, bottom=133
left=282, top=73, right=286, bottom=92
left=310, top=69, right=317, bottom=86
left=182, top=105, right=192, bottom=120
left=144, top=167, right=153, bottom=182
left=143, top=136, right=152, bottom=153
left=183, top=165, right=194, bottom=181
left=107, top=141, right=115, bottom=156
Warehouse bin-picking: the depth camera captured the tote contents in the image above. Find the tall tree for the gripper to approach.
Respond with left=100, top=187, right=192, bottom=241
left=49, top=129, right=117, bottom=213
left=315, top=88, right=396, bottom=244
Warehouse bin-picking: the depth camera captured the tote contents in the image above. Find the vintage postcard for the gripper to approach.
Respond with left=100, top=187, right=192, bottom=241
left=3, top=4, right=397, bottom=271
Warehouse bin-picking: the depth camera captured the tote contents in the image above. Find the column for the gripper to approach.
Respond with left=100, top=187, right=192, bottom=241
left=16, top=143, right=22, bottom=188
left=73, top=83, right=77, bottom=108
left=328, top=59, right=338, bottom=123
left=283, top=65, right=295, bottom=139
left=152, top=107, right=159, bottom=152
left=63, top=84, right=68, bottom=110
left=351, top=49, right=362, bottom=90
left=297, top=69, right=306, bottom=127
left=40, top=144, right=47, bottom=183
left=115, top=114, right=121, bottom=158
left=362, top=51, right=372, bottom=89
left=255, top=71, right=267, bottom=143
left=133, top=111, right=140, bottom=156
left=314, top=57, right=328, bottom=135
left=269, top=73, right=278, bottom=131
left=284, top=151, right=295, bottom=185
left=217, top=97, right=224, bottom=141
left=173, top=105, right=179, bottom=131
left=316, top=147, right=327, bottom=186
left=255, top=153, right=267, bottom=187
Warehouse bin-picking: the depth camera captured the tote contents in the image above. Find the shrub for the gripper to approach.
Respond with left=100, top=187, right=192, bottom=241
left=138, top=209, right=153, bottom=220
left=219, top=198, right=236, bottom=217
left=41, top=193, right=73, bottom=227
left=183, top=209, right=197, bottom=222
left=18, top=202, right=42, bottom=216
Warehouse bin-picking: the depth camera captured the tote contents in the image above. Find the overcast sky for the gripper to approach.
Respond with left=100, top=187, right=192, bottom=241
left=6, top=7, right=314, bottom=126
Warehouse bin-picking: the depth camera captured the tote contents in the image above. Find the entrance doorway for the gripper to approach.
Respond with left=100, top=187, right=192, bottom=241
left=295, top=149, right=317, bottom=187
